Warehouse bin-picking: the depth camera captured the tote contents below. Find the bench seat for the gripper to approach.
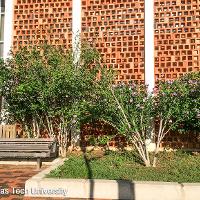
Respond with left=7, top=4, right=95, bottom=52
left=0, top=138, right=58, bottom=169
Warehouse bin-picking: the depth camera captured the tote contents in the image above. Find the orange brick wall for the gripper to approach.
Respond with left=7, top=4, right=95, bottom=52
left=12, top=0, right=145, bottom=83
left=162, top=130, right=200, bottom=149
left=154, top=0, right=200, bottom=82
left=82, top=0, right=145, bottom=83
left=13, top=0, right=72, bottom=52
left=12, top=0, right=200, bottom=82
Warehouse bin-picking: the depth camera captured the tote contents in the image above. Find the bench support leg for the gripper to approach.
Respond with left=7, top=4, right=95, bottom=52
left=37, top=158, right=42, bottom=170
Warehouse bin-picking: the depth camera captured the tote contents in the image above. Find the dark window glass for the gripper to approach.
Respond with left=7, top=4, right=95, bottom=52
left=0, top=0, right=5, bottom=13
left=0, top=43, right=3, bottom=57
left=0, top=14, right=4, bottom=41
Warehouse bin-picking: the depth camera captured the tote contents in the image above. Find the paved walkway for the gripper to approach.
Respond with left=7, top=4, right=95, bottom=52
left=0, top=164, right=107, bottom=200
left=0, top=164, right=67, bottom=200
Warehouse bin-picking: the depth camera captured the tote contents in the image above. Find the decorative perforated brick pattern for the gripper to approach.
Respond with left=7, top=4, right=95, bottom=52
left=82, top=0, right=145, bottom=83
left=12, top=0, right=200, bottom=82
left=154, top=0, right=200, bottom=81
left=13, top=0, right=72, bottom=52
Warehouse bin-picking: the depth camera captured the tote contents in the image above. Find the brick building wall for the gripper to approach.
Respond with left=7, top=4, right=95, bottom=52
left=154, top=0, right=200, bottom=82
left=12, top=0, right=145, bottom=83
left=82, top=0, right=145, bottom=83
left=13, top=0, right=73, bottom=52
left=12, top=0, right=200, bottom=82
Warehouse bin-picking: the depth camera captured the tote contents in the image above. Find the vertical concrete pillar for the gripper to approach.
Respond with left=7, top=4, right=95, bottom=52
left=3, top=0, right=14, bottom=59
left=144, top=0, right=155, bottom=93
left=71, top=0, right=81, bottom=145
left=144, top=0, right=155, bottom=151
left=72, top=0, right=81, bottom=66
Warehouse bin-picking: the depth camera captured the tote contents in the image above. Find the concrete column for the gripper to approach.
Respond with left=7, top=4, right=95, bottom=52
left=144, top=0, right=155, bottom=151
left=71, top=0, right=82, bottom=145
left=3, top=0, right=14, bottom=59
left=144, top=0, right=155, bottom=93
left=72, top=0, right=81, bottom=66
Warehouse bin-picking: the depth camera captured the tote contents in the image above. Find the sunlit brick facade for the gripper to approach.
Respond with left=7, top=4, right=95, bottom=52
left=2, top=0, right=200, bottom=84
left=13, top=0, right=73, bottom=50
left=154, top=0, right=200, bottom=81
left=82, top=0, right=145, bottom=82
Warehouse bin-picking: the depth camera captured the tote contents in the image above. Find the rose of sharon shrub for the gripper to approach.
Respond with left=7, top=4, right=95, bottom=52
left=99, top=72, right=199, bottom=167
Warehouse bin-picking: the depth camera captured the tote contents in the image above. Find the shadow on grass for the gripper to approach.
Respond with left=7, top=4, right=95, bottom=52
left=80, top=146, right=135, bottom=200
left=80, top=145, right=95, bottom=200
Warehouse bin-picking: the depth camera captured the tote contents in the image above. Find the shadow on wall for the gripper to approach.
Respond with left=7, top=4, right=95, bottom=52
left=117, top=180, right=135, bottom=200
left=80, top=145, right=135, bottom=200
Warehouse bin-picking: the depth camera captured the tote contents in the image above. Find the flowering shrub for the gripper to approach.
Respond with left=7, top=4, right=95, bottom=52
left=153, top=78, right=194, bottom=166
left=99, top=72, right=200, bottom=167
left=178, top=72, right=200, bottom=132
left=98, top=81, right=155, bottom=167
left=1, top=45, right=112, bottom=156
left=0, top=43, right=199, bottom=165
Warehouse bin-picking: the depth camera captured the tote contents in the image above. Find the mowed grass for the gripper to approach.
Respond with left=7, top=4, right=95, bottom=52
left=47, top=150, right=200, bottom=183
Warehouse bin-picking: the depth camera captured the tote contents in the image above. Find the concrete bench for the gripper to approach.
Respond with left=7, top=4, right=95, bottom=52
left=0, top=138, right=58, bottom=169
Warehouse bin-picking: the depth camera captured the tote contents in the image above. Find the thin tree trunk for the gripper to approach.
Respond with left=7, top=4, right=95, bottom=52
left=132, top=136, right=151, bottom=167
left=45, top=115, right=54, bottom=137
left=152, top=144, right=159, bottom=167
left=153, top=118, right=167, bottom=167
left=25, top=124, right=31, bottom=138
left=58, top=120, right=68, bottom=157
left=32, top=119, right=36, bottom=138
left=35, top=120, right=40, bottom=138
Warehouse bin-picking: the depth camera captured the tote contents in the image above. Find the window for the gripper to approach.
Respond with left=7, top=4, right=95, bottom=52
left=0, top=0, right=5, bottom=57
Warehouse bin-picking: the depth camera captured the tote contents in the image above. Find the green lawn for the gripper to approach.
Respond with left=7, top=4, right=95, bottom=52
left=47, top=150, right=200, bottom=183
